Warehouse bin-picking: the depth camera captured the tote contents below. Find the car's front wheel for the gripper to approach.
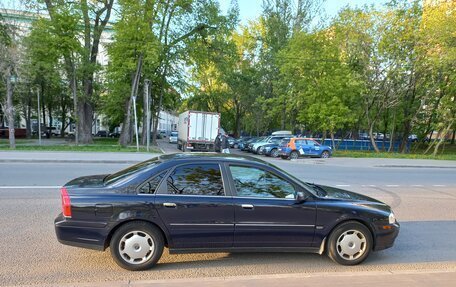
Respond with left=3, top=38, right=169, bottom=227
left=270, top=148, right=279, bottom=158
left=327, top=221, right=372, bottom=266
left=110, top=222, right=164, bottom=271
left=321, top=151, right=330, bottom=158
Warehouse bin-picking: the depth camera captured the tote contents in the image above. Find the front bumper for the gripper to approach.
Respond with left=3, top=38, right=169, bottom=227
left=374, top=222, right=400, bottom=251
left=54, top=213, right=109, bottom=251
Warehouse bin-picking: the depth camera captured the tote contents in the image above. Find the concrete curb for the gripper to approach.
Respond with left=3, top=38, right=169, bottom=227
left=10, top=268, right=456, bottom=287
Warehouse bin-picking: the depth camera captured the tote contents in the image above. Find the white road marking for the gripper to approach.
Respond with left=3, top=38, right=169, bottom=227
left=412, top=185, right=424, bottom=187
left=0, top=186, right=61, bottom=189
left=433, top=185, right=446, bottom=187
left=386, top=185, right=400, bottom=187
left=335, top=185, right=350, bottom=187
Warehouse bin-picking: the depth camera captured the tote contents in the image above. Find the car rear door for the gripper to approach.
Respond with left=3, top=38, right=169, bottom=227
left=154, top=163, right=234, bottom=249
left=227, top=164, right=316, bottom=248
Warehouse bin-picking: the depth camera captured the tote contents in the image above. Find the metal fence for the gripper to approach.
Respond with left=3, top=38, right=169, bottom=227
left=316, top=138, right=410, bottom=152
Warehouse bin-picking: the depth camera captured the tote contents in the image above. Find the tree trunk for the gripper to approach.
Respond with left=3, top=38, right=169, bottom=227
left=5, top=66, right=15, bottom=149
left=388, top=112, right=396, bottom=152
left=120, top=54, right=143, bottom=147
left=119, top=98, right=133, bottom=146
left=451, top=129, right=455, bottom=145
left=433, top=122, right=453, bottom=157
left=152, top=65, right=168, bottom=145
left=330, top=131, right=336, bottom=151
left=368, top=122, right=380, bottom=153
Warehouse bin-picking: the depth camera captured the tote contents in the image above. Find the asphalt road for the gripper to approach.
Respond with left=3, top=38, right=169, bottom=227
left=0, top=146, right=455, bottom=286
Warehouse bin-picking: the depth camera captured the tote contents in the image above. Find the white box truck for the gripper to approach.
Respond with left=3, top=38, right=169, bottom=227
left=178, top=111, right=220, bottom=152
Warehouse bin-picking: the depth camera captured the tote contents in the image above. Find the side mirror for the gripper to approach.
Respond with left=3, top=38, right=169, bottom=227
left=295, top=191, right=307, bottom=203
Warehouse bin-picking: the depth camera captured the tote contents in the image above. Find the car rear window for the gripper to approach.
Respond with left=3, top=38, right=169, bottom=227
left=104, top=158, right=161, bottom=185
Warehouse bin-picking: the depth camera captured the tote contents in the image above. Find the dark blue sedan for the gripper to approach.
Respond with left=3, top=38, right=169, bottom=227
left=55, top=153, right=399, bottom=270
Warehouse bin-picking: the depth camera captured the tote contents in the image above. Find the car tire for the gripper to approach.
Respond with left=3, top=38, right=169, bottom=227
left=256, top=147, right=262, bottom=154
left=321, top=151, right=330, bottom=158
left=270, top=148, right=279, bottom=158
left=110, top=222, right=164, bottom=271
left=327, top=221, right=372, bottom=266
left=290, top=151, right=299, bottom=160
left=234, top=144, right=238, bottom=149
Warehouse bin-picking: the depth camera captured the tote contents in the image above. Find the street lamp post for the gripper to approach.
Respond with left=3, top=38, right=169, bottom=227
left=37, top=87, right=41, bottom=145
left=144, top=79, right=151, bottom=152
left=132, top=95, right=139, bottom=152
left=6, top=71, right=16, bottom=149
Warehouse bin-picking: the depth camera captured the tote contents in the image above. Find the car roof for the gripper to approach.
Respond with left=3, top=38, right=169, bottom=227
left=158, top=152, right=271, bottom=165
left=291, top=137, right=316, bottom=140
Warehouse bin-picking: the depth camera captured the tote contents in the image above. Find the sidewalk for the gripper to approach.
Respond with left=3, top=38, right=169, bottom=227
left=14, top=269, right=456, bottom=287
left=0, top=150, right=455, bottom=168
left=0, top=151, right=160, bottom=164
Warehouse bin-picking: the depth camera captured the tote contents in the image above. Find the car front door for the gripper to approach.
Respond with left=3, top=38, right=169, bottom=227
left=308, top=140, right=321, bottom=156
left=295, top=139, right=311, bottom=156
left=227, top=164, right=316, bottom=248
left=154, top=163, right=234, bottom=249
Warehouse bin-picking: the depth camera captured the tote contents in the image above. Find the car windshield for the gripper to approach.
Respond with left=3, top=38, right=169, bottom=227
left=170, top=132, right=178, bottom=136
left=104, top=157, right=161, bottom=185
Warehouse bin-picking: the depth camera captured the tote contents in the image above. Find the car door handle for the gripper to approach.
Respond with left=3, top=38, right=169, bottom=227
left=241, top=204, right=254, bottom=209
left=163, top=202, right=177, bottom=208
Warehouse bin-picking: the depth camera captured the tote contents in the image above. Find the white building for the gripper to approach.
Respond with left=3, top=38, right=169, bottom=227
left=0, top=8, right=113, bottom=134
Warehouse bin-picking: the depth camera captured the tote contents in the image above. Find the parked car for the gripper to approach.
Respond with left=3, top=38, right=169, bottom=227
left=252, top=134, right=294, bottom=154
left=234, top=137, right=251, bottom=149
left=237, top=137, right=253, bottom=150
left=169, top=131, right=178, bottom=144
left=109, top=131, right=121, bottom=138
left=258, top=138, right=291, bottom=158
left=227, top=136, right=236, bottom=148
left=95, top=130, right=108, bottom=137
left=54, top=153, right=399, bottom=270
left=279, top=138, right=332, bottom=159
left=358, top=132, right=369, bottom=140
left=242, top=137, right=263, bottom=152
left=372, top=133, right=384, bottom=140
left=408, top=134, right=418, bottom=142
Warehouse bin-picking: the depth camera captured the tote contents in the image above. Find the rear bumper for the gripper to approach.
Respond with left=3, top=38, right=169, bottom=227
left=374, top=222, right=400, bottom=251
left=54, top=213, right=108, bottom=251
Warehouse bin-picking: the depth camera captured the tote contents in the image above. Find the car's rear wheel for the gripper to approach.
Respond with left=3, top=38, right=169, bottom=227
left=321, top=151, right=330, bottom=158
left=290, top=151, right=299, bottom=160
left=270, top=148, right=279, bottom=158
left=327, top=221, right=372, bottom=266
left=110, top=222, right=164, bottom=271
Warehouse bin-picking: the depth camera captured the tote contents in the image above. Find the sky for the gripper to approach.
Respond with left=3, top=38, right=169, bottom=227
left=219, top=0, right=388, bottom=25
left=0, top=0, right=388, bottom=24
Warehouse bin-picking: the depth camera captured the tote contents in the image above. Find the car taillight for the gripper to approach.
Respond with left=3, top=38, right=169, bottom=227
left=60, top=187, right=72, bottom=218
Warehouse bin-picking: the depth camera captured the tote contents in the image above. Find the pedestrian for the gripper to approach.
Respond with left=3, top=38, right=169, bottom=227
left=214, top=133, right=222, bottom=153
left=221, top=133, right=230, bottom=154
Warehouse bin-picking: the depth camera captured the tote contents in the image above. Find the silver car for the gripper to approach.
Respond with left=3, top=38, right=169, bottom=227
left=169, top=131, right=178, bottom=143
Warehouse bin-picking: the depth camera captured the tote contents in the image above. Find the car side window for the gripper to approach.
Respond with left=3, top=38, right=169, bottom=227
left=166, top=164, right=224, bottom=196
left=138, top=170, right=167, bottom=194
left=229, top=165, right=295, bottom=199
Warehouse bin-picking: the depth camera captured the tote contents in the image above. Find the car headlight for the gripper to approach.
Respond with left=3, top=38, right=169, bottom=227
left=388, top=211, right=396, bottom=224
